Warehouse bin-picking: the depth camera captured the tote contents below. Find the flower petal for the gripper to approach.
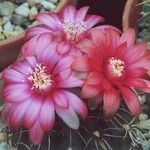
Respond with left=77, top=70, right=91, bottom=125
left=53, top=57, right=73, bottom=74
left=9, top=100, right=31, bottom=128
left=25, top=25, right=52, bottom=40
left=59, top=68, right=71, bottom=80
left=115, top=42, right=127, bottom=58
left=119, top=28, right=135, bottom=47
left=95, top=25, right=122, bottom=34
left=64, top=91, right=88, bottom=120
left=3, top=84, right=30, bottom=103
left=56, top=41, right=71, bottom=55
left=53, top=91, right=69, bottom=109
left=33, top=34, right=53, bottom=59
left=35, top=41, right=59, bottom=70
left=72, top=56, right=95, bottom=72
left=63, top=6, right=76, bottom=20
left=12, top=60, right=32, bottom=75
left=126, top=68, right=146, bottom=78
left=129, top=52, right=150, bottom=71
left=22, top=33, right=52, bottom=57
left=40, top=99, right=55, bottom=131
left=119, top=86, right=141, bottom=116
left=22, top=36, right=42, bottom=57
left=81, top=83, right=101, bottom=98
left=56, top=106, right=79, bottom=129
left=105, top=28, right=120, bottom=54
left=58, top=74, right=84, bottom=88
left=25, top=56, right=37, bottom=68
left=126, top=78, right=150, bottom=93
left=36, top=13, right=60, bottom=29
left=75, top=6, right=89, bottom=21
left=91, top=29, right=107, bottom=57
left=124, top=43, right=147, bottom=64
left=103, top=89, right=120, bottom=118
left=29, top=121, right=44, bottom=145
left=85, top=15, right=103, bottom=28
left=24, top=98, right=42, bottom=128
left=77, top=38, right=97, bottom=56
left=3, top=68, right=26, bottom=83
left=86, top=72, right=102, bottom=85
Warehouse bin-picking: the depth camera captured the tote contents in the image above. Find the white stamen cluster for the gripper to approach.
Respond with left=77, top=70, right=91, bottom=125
left=109, top=57, right=124, bottom=77
left=28, top=64, right=52, bottom=90
left=63, top=20, right=87, bottom=43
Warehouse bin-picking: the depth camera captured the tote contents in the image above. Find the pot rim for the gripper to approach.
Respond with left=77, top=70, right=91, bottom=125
left=0, top=32, right=24, bottom=46
left=122, top=0, right=142, bottom=31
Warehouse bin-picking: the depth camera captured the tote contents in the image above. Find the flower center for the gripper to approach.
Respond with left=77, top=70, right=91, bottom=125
left=108, top=57, right=124, bottom=77
left=62, top=20, right=87, bottom=44
left=28, top=64, right=53, bottom=90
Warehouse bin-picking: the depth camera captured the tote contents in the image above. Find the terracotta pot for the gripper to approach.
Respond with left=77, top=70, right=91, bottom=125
left=122, top=0, right=142, bottom=31
left=0, top=0, right=142, bottom=72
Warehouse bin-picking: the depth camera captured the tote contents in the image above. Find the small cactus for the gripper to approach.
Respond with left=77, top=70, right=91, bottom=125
left=139, top=0, right=150, bottom=47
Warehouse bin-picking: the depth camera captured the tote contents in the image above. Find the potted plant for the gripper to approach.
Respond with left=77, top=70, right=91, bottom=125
left=1, top=1, right=150, bottom=150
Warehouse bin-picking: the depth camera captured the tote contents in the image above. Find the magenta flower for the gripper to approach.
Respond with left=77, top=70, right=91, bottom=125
left=22, top=6, right=103, bottom=56
left=2, top=42, right=87, bottom=144
left=72, top=28, right=150, bottom=117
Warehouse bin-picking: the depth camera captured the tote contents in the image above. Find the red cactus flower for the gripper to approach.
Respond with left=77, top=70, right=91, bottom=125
left=72, top=28, right=150, bottom=117
left=22, top=6, right=103, bottom=56
left=2, top=41, right=87, bottom=144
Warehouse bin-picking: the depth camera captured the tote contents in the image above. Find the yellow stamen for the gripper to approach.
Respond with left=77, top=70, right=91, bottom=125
left=28, top=64, right=52, bottom=90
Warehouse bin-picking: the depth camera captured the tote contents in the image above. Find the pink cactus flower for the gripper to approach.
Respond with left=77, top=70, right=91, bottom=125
left=22, top=6, right=103, bottom=56
left=72, top=28, right=150, bottom=117
left=2, top=42, right=87, bottom=144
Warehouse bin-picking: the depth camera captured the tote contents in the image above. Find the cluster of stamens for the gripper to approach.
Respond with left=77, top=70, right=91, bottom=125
left=62, top=20, right=87, bottom=44
left=108, top=57, right=125, bottom=77
left=28, top=64, right=53, bottom=90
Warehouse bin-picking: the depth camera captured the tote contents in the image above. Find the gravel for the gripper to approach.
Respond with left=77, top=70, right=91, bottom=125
left=0, top=0, right=58, bottom=41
